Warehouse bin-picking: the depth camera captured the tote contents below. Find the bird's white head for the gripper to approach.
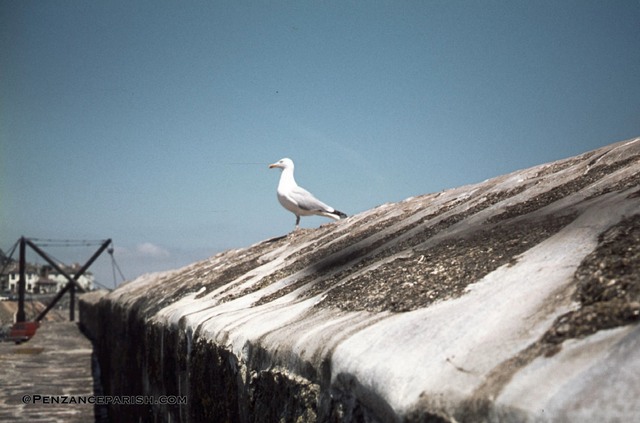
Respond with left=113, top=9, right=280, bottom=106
left=268, top=158, right=294, bottom=171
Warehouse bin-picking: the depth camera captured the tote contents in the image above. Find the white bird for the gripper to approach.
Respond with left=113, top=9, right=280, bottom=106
left=269, top=158, right=347, bottom=230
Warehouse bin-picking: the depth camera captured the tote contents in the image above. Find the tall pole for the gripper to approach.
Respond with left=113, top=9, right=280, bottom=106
left=16, top=237, right=26, bottom=322
left=69, top=281, right=75, bottom=321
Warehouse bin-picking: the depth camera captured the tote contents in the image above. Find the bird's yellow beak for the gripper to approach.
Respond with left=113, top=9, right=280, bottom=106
left=269, top=163, right=278, bottom=169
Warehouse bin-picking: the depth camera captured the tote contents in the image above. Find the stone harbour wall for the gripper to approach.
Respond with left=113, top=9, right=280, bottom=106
left=80, top=137, right=640, bottom=422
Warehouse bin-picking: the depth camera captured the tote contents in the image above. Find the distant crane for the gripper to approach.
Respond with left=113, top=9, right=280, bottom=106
left=2, top=237, right=116, bottom=343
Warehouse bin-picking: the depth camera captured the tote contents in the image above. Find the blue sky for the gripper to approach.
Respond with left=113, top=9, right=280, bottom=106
left=2, top=0, right=639, bottom=287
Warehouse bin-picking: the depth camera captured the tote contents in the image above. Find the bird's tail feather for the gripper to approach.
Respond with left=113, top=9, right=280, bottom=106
left=319, top=210, right=347, bottom=221
left=332, top=210, right=347, bottom=219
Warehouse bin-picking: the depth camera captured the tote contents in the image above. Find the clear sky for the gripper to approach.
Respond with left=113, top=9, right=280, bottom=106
left=2, top=0, right=639, bottom=288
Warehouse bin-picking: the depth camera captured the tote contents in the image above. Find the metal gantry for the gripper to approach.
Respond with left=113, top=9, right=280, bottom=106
left=15, top=237, right=112, bottom=323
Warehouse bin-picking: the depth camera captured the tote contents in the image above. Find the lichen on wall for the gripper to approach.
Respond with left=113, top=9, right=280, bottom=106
left=80, top=137, right=640, bottom=422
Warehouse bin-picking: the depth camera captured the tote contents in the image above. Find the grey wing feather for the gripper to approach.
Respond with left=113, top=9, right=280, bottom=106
left=289, top=186, right=333, bottom=212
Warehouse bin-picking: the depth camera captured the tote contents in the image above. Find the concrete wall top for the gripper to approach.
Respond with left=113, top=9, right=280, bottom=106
left=90, top=137, right=640, bottom=422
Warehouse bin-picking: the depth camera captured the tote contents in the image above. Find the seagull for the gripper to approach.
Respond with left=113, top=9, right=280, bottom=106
left=269, top=158, right=347, bottom=230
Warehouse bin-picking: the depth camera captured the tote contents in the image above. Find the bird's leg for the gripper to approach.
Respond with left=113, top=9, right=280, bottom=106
left=294, top=215, right=301, bottom=230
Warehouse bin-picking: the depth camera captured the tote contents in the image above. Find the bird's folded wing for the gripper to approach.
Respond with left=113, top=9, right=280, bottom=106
left=288, top=186, right=333, bottom=212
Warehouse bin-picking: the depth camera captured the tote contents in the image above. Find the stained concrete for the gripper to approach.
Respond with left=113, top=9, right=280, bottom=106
left=0, top=322, right=96, bottom=423
left=81, top=137, right=640, bottom=422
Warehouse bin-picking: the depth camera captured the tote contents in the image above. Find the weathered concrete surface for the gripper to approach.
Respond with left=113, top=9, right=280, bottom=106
left=81, top=137, right=640, bottom=422
left=0, top=322, right=96, bottom=422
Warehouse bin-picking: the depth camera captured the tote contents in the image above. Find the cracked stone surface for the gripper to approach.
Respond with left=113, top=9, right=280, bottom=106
left=80, top=137, right=640, bottom=422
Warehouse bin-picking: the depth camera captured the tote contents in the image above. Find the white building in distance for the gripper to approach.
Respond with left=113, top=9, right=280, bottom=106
left=1, top=263, right=94, bottom=294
